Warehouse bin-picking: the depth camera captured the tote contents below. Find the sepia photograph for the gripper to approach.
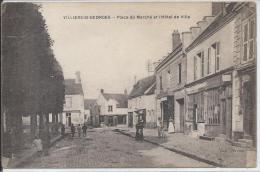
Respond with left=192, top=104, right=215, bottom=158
left=1, top=0, right=258, bottom=170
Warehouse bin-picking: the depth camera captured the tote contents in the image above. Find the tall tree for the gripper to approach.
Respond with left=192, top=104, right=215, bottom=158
left=2, top=3, right=65, bottom=149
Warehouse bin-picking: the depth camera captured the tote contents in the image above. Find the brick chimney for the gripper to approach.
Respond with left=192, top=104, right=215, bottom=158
left=75, top=71, right=81, bottom=84
left=212, top=2, right=224, bottom=16
left=181, top=32, right=192, bottom=48
left=172, top=30, right=181, bottom=51
left=124, top=89, right=127, bottom=95
left=100, top=89, right=104, bottom=94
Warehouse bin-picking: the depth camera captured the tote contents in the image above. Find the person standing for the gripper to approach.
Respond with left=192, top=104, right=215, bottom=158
left=61, top=124, right=65, bottom=136
left=82, top=124, right=87, bottom=137
left=77, top=124, right=82, bottom=137
left=32, top=136, right=43, bottom=157
left=158, top=117, right=163, bottom=138
left=71, top=123, right=75, bottom=137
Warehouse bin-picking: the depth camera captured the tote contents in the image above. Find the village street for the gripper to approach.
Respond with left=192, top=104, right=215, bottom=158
left=20, top=128, right=212, bottom=168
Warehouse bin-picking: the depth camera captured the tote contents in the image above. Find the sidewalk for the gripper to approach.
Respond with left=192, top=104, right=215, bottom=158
left=7, top=134, right=67, bottom=168
left=115, top=126, right=256, bottom=168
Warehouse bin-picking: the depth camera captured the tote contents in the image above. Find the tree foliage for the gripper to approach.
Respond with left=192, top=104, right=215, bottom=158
left=2, top=3, right=65, bottom=117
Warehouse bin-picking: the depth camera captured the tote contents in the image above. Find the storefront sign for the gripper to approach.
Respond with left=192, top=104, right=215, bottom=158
left=160, top=97, right=167, bottom=101
left=222, top=74, right=231, bottom=82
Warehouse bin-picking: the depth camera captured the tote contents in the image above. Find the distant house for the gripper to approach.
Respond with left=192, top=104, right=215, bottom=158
left=128, top=75, right=156, bottom=128
left=61, top=72, right=84, bottom=126
left=84, top=99, right=100, bottom=127
left=97, top=89, right=128, bottom=126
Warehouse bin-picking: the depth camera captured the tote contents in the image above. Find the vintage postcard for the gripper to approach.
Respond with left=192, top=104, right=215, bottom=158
left=1, top=0, right=258, bottom=170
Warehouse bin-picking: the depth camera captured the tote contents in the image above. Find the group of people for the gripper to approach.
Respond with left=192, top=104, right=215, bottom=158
left=70, top=123, right=88, bottom=137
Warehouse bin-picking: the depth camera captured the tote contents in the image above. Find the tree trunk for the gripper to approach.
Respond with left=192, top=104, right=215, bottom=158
left=30, top=113, right=37, bottom=139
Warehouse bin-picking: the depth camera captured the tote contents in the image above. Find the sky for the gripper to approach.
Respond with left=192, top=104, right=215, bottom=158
left=40, top=2, right=212, bottom=98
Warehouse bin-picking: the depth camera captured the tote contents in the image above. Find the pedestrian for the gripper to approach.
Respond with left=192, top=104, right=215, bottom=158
left=32, top=136, right=43, bottom=157
left=77, top=124, right=82, bottom=137
left=2, top=129, right=13, bottom=168
left=71, top=123, right=75, bottom=137
left=158, top=117, right=163, bottom=138
left=82, top=123, right=87, bottom=137
left=61, top=124, right=65, bottom=136
left=135, top=116, right=144, bottom=141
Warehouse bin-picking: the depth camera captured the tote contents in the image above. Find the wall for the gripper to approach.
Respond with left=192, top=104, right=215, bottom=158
left=128, top=94, right=156, bottom=127
left=156, top=51, right=186, bottom=94
left=63, top=94, right=84, bottom=113
left=186, top=19, right=235, bottom=84
left=97, top=94, right=127, bottom=116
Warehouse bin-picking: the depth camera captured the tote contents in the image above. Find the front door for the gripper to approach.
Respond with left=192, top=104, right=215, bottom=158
left=128, top=113, right=133, bottom=127
left=177, top=99, right=185, bottom=132
left=226, top=98, right=232, bottom=139
left=193, top=104, right=198, bottom=130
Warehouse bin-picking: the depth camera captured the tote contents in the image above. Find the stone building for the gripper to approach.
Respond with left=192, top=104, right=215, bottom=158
left=184, top=2, right=256, bottom=145
left=61, top=72, right=85, bottom=126
left=155, top=30, right=187, bottom=132
left=128, top=75, right=156, bottom=128
left=84, top=99, right=100, bottom=127
left=232, top=2, right=256, bottom=145
left=97, top=89, right=128, bottom=126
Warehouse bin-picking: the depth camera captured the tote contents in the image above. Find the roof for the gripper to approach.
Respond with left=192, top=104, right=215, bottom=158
left=64, top=79, right=83, bottom=95
left=155, top=43, right=183, bottom=71
left=84, top=99, right=97, bottom=109
left=102, top=93, right=128, bottom=108
left=186, top=2, right=245, bottom=52
left=128, top=75, right=156, bottom=99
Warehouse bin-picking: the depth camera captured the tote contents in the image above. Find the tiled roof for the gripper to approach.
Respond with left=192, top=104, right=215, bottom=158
left=102, top=93, right=128, bottom=108
left=128, top=75, right=156, bottom=99
left=84, top=99, right=97, bottom=110
left=64, top=79, right=83, bottom=95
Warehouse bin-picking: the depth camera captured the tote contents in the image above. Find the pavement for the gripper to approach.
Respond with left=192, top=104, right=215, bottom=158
left=15, top=128, right=213, bottom=168
left=7, top=133, right=67, bottom=168
left=115, top=126, right=257, bottom=168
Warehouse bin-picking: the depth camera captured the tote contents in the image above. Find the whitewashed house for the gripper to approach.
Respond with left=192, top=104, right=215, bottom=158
left=61, top=72, right=85, bottom=126
left=97, top=89, right=128, bottom=126
left=128, top=75, right=156, bottom=128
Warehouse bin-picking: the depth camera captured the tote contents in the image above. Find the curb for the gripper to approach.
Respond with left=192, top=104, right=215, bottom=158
left=10, top=134, right=68, bottom=168
left=114, top=129, right=224, bottom=168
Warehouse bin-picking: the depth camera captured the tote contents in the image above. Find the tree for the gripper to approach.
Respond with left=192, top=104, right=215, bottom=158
left=2, top=3, right=65, bottom=149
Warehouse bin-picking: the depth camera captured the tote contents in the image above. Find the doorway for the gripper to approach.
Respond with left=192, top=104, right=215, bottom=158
left=193, top=104, right=198, bottom=130
left=177, top=98, right=185, bottom=132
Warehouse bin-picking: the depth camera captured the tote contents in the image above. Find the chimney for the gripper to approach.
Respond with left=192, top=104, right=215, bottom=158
left=100, top=89, right=104, bottom=94
left=75, top=71, right=81, bottom=84
left=203, top=16, right=215, bottom=25
left=197, top=20, right=208, bottom=31
left=190, top=27, right=201, bottom=40
left=124, top=89, right=127, bottom=95
left=181, top=32, right=192, bottom=49
left=212, top=2, right=224, bottom=16
left=172, top=30, right=181, bottom=51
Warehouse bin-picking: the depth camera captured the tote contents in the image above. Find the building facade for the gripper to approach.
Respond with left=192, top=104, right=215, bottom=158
left=185, top=2, right=256, bottom=143
left=61, top=72, right=85, bottom=126
left=232, top=2, right=256, bottom=145
left=155, top=30, right=188, bottom=132
left=84, top=99, right=100, bottom=127
left=128, top=75, right=156, bottom=128
left=97, top=89, right=128, bottom=126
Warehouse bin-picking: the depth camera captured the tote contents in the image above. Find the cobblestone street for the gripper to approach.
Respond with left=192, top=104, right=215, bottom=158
left=21, top=128, right=212, bottom=168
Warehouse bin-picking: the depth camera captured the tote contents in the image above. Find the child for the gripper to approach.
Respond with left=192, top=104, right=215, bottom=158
left=32, top=136, right=43, bottom=157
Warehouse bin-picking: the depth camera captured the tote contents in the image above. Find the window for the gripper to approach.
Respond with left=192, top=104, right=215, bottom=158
left=108, top=105, right=113, bottom=112
left=243, top=17, right=255, bottom=61
left=65, top=97, right=72, bottom=108
left=194, top=56, right=197, bottom=80
left=178, top=63, right=182, bottom=83
left=197, top=51, right=204, bottom=77
left=212, top=42, right=220, bottom=71
left=159, top=75, right=163, bottom=90
left=207, top=48, right=211, bottom=74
